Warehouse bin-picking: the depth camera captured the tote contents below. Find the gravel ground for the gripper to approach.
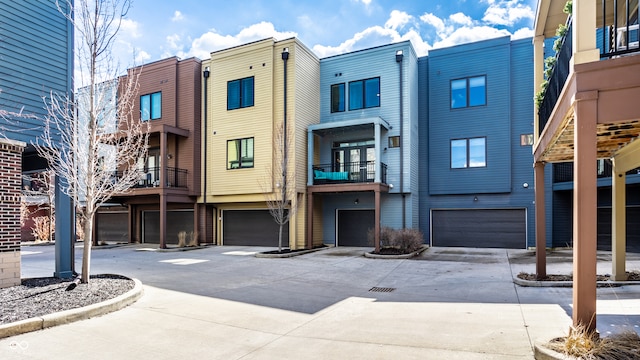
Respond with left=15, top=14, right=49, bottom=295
left=0, top=275, right=134, bottom=325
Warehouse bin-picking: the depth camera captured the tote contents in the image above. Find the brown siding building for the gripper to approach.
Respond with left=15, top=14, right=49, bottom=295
left=99, top=57, right=202, bottom=248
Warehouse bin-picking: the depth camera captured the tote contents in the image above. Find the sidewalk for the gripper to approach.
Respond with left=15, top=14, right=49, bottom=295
left=1, top=246, right=638, bottom=359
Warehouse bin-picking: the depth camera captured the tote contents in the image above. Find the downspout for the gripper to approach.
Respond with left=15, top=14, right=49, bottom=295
left=281, top=47, right=289, bottom=251
left=203, top=66, right=210, bottom=242
left=396, top=49, right=405, bottom=228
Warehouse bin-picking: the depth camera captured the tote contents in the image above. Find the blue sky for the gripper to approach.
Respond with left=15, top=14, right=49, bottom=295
left=115, top=0, right=538, bottom=66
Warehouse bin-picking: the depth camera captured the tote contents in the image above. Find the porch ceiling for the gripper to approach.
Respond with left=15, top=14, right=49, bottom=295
left=536, top=111, right=640, bottom=163
left=535, top=0, right=569, bottom=38
left=309, top=116, right=390, bottom=136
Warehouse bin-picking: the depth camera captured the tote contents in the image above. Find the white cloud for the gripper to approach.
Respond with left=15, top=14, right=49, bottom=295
left=449, top=12, right=473, bottom=27
left=354, top=0, right=372, bottom=6
left=482, top=0, right=534, bottom=26
left=166, top=34, right=182, bottom=50
left=181, top=22, right=297, bottom=60
left=120, top=19, right=142, bottom=39
left=511, top=27, right=534, bottom=40
left=171, top=10, right=184, bottom=22
left=432, top=26, right=510, bottom=49
left=420, top=13, right=445, bottom=33
left=385, top=10, right=412, bottom=31
left=313, top=11, right=431, bottom=58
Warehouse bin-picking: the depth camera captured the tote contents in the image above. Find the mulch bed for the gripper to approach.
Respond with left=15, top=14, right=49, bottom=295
left=518, top=270, right=640, bottom=282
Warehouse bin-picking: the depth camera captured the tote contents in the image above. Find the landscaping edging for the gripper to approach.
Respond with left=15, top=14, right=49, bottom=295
left=513, top=277, right=639, bottom=288
left=255, top=246, right=328, bottom=258
left=364, top=245, right=429, bottom=259
left=0, top=277, right=143, bottom=339
left=533, top=340, right=565, bottom=360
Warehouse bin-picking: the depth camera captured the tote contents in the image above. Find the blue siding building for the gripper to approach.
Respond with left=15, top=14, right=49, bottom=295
left=306, top=41, right=419, bottom=248
left=419, top=37, right=536, bottom=248
left=0, top=0, right=75, bottom=276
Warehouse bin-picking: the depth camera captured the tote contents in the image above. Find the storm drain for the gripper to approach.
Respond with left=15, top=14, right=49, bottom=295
left=369, top=287, right=396, bottom=293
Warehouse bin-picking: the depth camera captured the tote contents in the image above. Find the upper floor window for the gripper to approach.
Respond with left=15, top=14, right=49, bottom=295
left=227, top=77, right=254, bottom=110
left=349, top=77, right=380, bottom=110
left=451, top=76, right=486, bottom=109
left=451, top=137, right=486, bottom=169
left=227, top=137, right=254, bottom=169
left=141, top=92, right=161, bottom=121
left=331, top=83, right=345, bottom=113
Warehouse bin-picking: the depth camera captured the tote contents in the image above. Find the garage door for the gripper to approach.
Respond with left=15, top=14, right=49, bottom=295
left=431, top=209, right=526, bottom=248
left=337, top=210, right=374, bottom=246
left=143, top=210, right=194, bottom=244
left=97, top=212, right=128, bottom=242
left=222, top=210, right=288, bottom=246
left=597, top=207, right=640, bottom=253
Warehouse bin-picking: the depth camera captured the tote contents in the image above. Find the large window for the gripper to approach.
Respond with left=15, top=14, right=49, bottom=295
left=349, top=77, right=380, bottom=110
left=141, top=92, right=161, bottom=121
left=331, top=83, right=345, bottom=113
left=451, top=76, right=486, bottom=109
left=227, top=138, right=254, bottom=169
left=451, top=137, right=486, bottom=168
left=227, top=77, right=254, bottom=110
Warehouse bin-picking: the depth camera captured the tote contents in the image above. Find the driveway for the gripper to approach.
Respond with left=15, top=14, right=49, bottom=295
left=2, top=245, right=639, bottom=359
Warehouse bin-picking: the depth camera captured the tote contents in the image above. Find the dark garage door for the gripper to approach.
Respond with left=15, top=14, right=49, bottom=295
left=223, top=210, right=288, bottom=246
left=143, top=210, right=194, bottom=245
left=431, top=209, right=526, bottom=248
left=97, top=212, right=128, bottom=242
left=337, top=209, right=374, bottom=246
left=597, top=207, right=640, bottom=253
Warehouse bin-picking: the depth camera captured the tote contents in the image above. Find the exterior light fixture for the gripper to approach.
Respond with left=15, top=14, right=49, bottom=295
left=354, top=198, right=359, bottom=205
left=203, top=66, right=210, bottom=78
left=523, top=182, right=529, bottom=188
left=282, top=47, right=289, bottom=61
left=473, top=196, right=478, bottom=201
left=395, top=49, right=403, bottom=63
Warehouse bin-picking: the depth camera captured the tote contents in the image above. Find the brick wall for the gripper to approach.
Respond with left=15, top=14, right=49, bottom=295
left=0, top=138, right=26, bottom=288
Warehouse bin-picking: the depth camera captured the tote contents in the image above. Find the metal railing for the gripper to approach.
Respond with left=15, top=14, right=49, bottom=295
left=312, top=161, right=387, bottom=185
left=538, top=20, right=572, bottom=134
left=601, top=0, right=640, bottom=58
left=553, top=160, right=640, bottom=183
left=133, top=166, right=188, bottom=188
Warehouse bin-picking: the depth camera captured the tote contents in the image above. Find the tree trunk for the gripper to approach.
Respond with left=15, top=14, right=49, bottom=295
left=81, top=218, right=92, bottom=284
left=278, top=223, right=283, bottom=252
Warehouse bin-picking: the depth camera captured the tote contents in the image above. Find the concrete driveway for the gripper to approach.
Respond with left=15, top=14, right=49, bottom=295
left=2, top=245, right=639, bottom=359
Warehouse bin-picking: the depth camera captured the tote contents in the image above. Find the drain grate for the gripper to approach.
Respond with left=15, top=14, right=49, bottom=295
left=369, top=287, right=396, bottom=293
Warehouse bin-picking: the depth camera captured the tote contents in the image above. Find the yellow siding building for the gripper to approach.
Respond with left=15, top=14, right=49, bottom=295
left=200, top=38, right=319, bottom=249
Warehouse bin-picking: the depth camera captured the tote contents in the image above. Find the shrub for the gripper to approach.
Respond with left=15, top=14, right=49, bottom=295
left=368, top=227, right=425, bottom=254
left=31, top=216, right=52, bottom=242
left=177, top=231, right=187, bottom=247
left=393, top=228, right=424, bottom=253
left=188, top=231, right=199, bottom=247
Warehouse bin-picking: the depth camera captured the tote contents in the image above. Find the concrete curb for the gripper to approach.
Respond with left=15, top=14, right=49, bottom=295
left=0, top=277, right=143, bottom=339
left=364, top=245, right=430, bottom=259
left=513, top=277, right=639, bottom=287
left=533, top=340, right=567, bottom=360
left=255, top=246, right=329, bottom=258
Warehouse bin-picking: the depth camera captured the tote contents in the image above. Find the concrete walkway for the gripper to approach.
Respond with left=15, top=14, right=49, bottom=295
left=1, top=246, right=639, bottom=359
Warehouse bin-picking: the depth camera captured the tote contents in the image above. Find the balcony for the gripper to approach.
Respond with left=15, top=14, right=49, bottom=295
left=311, top=161, right=387, bottom=185
left=553, top=161, right=640, bottom=183
left=132, top=167, right=188, bottom=189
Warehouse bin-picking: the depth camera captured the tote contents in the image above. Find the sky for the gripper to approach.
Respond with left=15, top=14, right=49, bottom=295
left=113, top=0, right=538, bottom=67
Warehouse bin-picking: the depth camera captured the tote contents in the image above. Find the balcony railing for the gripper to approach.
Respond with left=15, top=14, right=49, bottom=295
left=132, top=167, right=188, bottom=188
left=553, top=160, right=640, bottom=183
left=538, top=19, right=572, bottom=134
left=312, top=161, right=387, bottom=185
left=601, top=0, right=640, bottom=59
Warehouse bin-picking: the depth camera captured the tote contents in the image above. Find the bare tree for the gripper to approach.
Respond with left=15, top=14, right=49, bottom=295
left=36, top=0, right=149, bottom=284
left=263, top=120, right=300, bottom=252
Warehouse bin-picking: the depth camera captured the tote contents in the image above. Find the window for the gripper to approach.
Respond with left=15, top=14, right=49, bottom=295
left=451, top=76, right=486, bottom=109
left=227, top=77, right=254, bottom=110
left=520, top=134, right=534, bottom=146
left=227, top=138, right=254, bottom=169
left=451, top=137, right=486, bottom=168
left=388, top=136, right=400, bottom=148
left=331, top=83, right=345, bottom=113
left=141, top=92, right=161, bottom=121
left=349, top=77, right=380, bottom=110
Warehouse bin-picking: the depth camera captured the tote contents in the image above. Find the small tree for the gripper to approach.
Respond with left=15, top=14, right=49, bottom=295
left=36, top=0, right=149, bottom=284
left=263, top=120, right=300, bottom=252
